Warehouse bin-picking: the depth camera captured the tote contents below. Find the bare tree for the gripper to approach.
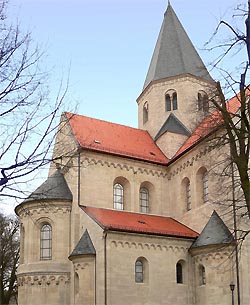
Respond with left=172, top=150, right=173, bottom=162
left=0, top=0, right=71, bottom=203
left=0, top=213, right=19, bottom=305
left=202, top=1, right=250, bottom=219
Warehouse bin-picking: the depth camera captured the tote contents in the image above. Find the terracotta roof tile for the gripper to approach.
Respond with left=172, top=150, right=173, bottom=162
left=81, top=206, right=198, bottom=239
left=174, top=93, right=241, bottom=158
left=66, top=113, right=168, bottom=164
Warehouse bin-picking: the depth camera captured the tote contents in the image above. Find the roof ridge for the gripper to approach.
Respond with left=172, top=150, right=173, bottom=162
left=65, top=111, right=144, bottom=132
left=82, top=205, right=188, bottom=221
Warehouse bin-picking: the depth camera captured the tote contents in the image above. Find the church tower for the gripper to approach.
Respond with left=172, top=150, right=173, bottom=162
left=137, top=2, right=215, bottom=158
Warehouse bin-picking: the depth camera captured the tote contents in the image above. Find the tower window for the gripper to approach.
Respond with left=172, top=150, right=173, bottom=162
left=165, top=94, right=171, bottom=111
left=143, top=102, right=149, bottom=124
left=113, top=183, right=124, bottom=210
left=172, top=92, right=178, bottom=110
left=198, top=91, right=209, bottom=112
left=165, top=90, right=178, bottom=111
left=40, top=224, right=52, bottom=260
left=202, top=171, right=208, bottom=203
left=140, top=187, right=149, bottom=213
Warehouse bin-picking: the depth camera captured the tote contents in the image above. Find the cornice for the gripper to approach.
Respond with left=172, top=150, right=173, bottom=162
left=81, top=156, right=168, bottom=178
left=110, top=239, right=190, bottom=253
left=167, top=146, right=213, bottom=179
left=137, top=74, right=216, bottom=103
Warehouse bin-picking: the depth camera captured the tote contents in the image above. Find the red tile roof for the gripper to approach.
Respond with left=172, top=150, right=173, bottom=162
left=81, top=206, right=199, bottom=239
left=66, top=112, right=169, bottom=164
left=174, top=93, right=241, bottom=158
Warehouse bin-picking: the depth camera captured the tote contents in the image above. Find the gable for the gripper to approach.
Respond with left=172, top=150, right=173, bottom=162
left=154, top=113, right=191, bottom=141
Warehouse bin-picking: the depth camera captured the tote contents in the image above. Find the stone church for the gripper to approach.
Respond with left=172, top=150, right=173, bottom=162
left=15, top=3, right=250, bottom=305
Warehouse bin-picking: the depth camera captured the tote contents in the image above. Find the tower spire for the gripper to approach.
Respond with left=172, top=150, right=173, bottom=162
left=143, top=4, right=213, bottom=89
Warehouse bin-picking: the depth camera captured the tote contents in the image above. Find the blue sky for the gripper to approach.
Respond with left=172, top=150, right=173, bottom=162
left=3, top=0, right=243, bottom=214
left=9, top=0, right=242, bottom=128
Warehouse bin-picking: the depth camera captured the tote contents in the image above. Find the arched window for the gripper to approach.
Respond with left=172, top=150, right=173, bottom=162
left=140, top=188, right=149, bottom=213
left=199, top=265, right=206, bottom=285
left=186, top=180, right=191, bottom=211
left=74, top=272, right=79, bottom=295
left=20, top=224, right=25, bottom=264
left=165, top=94, right=171, bottom=111
left=135, top=259, right=144, bottom=283
left=198, top=91, right=209, bottom=112
left=176, top=262, right=183, bottom=284
left=143, top=102, right=149, bottom=124
left=172, top=92, right=178, bottom=110
left=114, top=183, right=124, bottom=210
left=165, top=90, right=178, bottom=112
left=40, top=224, right=52, bottom=260
left=202, top=171, right=208, bottom=203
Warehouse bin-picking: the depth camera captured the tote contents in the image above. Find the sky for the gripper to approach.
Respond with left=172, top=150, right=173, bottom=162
left=9, top=0, right=243, bottom=127
left=3, top=0, right=244, bottom=214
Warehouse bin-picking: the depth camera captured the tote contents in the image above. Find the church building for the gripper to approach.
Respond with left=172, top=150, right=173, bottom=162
left=15, top=3, right=250, bottom=305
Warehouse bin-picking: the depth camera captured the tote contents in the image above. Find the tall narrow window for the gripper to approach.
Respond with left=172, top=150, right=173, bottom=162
left=165, top=90, right=178, bottom=111
left=198, top=91, right=209, bottom=112
left=176, top=262, right=183, bottom=284
left=135, top=259, right=143, bottom=283
left=40, top=224, right=52, bottom=260
left=114, top=183, right=124, bottom=210
left=74, top=272, right=79, bottom=295
left=140, top=188, right=149, bottom=213
left=186, top=181, right=191, bottom=211
left=198, top=92, right=203, bottom=111
left=172, top=92, right=178, bottom=110
left=20, top=224, right=25, bottom=264
left=199, top=265, right=206, bottom=285
left=202, top=171, right=208, bottom=203
left=165, top=94, right=171, bottom=111
left=143, top=102, right=149, bottom=124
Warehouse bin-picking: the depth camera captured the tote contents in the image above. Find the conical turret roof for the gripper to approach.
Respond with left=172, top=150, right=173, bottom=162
left=24, top=169, right=73, bottom=202
left=143, top=3, right=213, bottom=89
left=191, top=211, right=234, bottom=248
left=69, top=230, right=96, bottom=258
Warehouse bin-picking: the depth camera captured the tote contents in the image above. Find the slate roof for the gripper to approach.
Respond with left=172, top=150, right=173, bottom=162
left=69, top=230, right=96, bottom=258
left=143, top=3, right=213, bottom=89
left=81, top=206, right=199, bottom=239
left=191, top=211, right=234, bottom=248
left=66, top=112, right=169, bottom=165
left=24, top=169, right=73, bottom=202
left=154, top=113, right=191, bottom=141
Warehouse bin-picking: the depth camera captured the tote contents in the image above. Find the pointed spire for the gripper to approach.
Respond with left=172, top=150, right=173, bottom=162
left=191, top=211, right=234, bottom=249
left=143, top=4, right=213, bottom=89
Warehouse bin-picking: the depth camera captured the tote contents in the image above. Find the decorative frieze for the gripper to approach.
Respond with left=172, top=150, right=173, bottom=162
left=73, top=262, right=90, bottom=271
left=193, top=251, right=231, bottom=265
left=17, top=272, right=70, bottom=287
left=81, top=156, right=168, bottom=178
left=168, top=146, right=213, bottom=179
left=110, top=240, right=188, bottom=253
left=18, top=205, right=71, bottom=218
